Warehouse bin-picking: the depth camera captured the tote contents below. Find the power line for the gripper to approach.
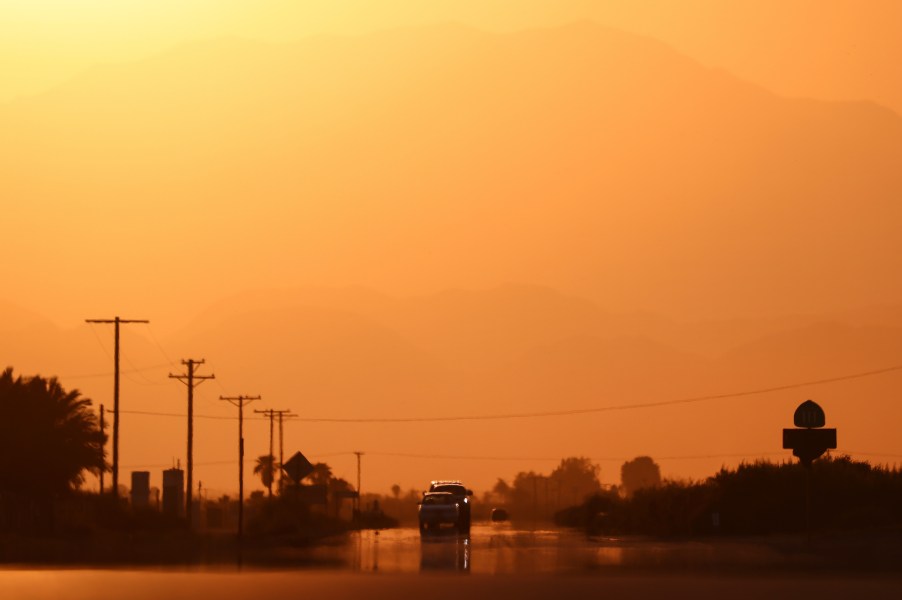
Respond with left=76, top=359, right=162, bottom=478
left=272, top=363, right=902, bottom=423
left=118, top=450, right=898, bottom=474
left=844, top=450, right=902, bottom=459
left=60, top=362, right=172, bottom=381
left=113, top=362, right=902, bottom=423
left=142, top=323, right=179, bottom=367
left=123, top=460, right=236, bottom=469
left=120, top=409, right=261, bottom=420
left=121, top=452, right=351, bottom=470
left=363, top=451, right=788, bottom=462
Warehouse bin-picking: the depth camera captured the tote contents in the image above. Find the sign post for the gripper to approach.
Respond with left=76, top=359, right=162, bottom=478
left=782, top=399, right=837, bottom=543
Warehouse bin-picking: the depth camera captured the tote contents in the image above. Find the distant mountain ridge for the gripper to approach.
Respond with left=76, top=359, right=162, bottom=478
left=1, top=22, right=900, bottom=321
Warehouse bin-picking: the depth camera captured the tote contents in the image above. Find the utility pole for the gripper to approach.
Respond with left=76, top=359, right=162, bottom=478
left=169, top=359, right=214, bottom=530
left=276, top=410, right=295, bottom=494
left=99, top=404, right=105, bottom=494
left=254, top=409, right=295, bottom=497
left=353, top=451, right=364, bottom=517
left=220, top=395, right=260, bottom=550
left=85, top=316, right=149, bottom=498
left=254, top=408, right=277, bottom=499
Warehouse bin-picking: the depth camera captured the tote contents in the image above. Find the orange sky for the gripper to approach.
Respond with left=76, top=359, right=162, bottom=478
left=1, top=1, right=901, bottom=497
left=4, top=1, right=902, bottom=111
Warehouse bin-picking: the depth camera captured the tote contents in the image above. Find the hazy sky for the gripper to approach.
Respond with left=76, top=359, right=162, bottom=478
left=3, top=1, right=901, bottom=111
left=2, top=1, right=901, bottom=495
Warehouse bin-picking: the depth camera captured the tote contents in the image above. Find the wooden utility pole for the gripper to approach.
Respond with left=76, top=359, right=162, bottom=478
left=169, top=359, right=214, bottom=529
left=254, top=408, right=276, bottom=499
left=254, top=409, right=295, bottom=497
left=276, top=410, right=295, bottom=494
left=99, top=404, right=105, bottom=494
left=353, top=451, right=364, bottom=516
left=220, top=395, right=260, bottom=547
left=85, top=316, right=149, bottom=497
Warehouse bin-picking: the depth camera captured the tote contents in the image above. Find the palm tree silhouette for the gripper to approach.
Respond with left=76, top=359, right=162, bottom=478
left=307, top=462, right=332, bottom=486
left=0, top=368, right=106, bottom=501
left=253, top=454, right=277, bottom=495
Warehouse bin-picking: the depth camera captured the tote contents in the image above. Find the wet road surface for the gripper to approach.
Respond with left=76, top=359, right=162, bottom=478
left=2, top=525, right=901, bottom=599
left=282, top=523, right=857, bottom=574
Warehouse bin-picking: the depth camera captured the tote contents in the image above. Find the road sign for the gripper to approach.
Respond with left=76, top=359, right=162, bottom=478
left=783, top=400, right=836, bottom=467
left=783, top=428, right=837, bottom=464
left=793, top=400, right=826, bottom=428
left=282, top=451, right=314, bottom=484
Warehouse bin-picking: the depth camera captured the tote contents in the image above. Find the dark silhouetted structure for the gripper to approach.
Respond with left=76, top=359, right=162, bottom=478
left=131, top=471, right=150, bottom=509
left=162, top=468, right=184, bottom=518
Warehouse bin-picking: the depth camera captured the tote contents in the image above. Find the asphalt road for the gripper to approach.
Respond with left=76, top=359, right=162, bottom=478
left=3, top=525, right=901, bottom=599
left=299, top=523, right=892, bottom=574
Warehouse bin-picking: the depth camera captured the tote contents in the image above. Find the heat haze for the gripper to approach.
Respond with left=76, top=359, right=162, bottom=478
left=1, top=1, right=901, bottom=497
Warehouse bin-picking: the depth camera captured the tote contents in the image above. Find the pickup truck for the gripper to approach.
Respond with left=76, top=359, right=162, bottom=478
left=418, top=480, right=473, bottom=534
left=418, top=492, right=461, bottom=534
left=429, top=480, right=473, bottom=533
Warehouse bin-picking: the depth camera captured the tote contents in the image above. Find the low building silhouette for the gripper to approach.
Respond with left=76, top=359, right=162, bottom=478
left=131, top=471, right=150, bottom=509
left=162, top=468, right=184, bottom=518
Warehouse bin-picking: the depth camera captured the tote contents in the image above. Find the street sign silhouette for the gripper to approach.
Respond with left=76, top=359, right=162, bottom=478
left=783, top=399, right=837, bottom=466
left=282, top=451, right=314, bottom=485
left=793, top=399, right=826, bottom=428
left=782, top=399, right=838, bottom=543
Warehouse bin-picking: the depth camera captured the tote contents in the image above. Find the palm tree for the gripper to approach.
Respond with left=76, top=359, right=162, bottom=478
left=0, top=368, right=106, bottom=498
left=253, top=454, right=276, bottom=495
left=306, top=462, right=332, bottom=486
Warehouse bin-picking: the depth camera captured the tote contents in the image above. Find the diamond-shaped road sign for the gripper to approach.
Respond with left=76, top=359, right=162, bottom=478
left=282, top=451, right=314, bottom=484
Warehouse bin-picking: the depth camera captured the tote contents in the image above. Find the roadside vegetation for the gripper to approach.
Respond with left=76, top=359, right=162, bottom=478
left=556, top=456, right=902, bottom=536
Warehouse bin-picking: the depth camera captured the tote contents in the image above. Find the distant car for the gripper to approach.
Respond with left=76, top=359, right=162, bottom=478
left=490, top=508, right=509, bottom=522
left=428, top=480, right=473, bottom=533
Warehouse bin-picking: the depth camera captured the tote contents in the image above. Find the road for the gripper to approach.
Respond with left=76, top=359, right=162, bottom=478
left=292, top=523, right=885, bottom=574
left=2, top=525, right=901, bottom=599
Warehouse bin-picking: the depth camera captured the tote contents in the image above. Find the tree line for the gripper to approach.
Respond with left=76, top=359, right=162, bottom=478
left=556, top=456, right=902, bottom=536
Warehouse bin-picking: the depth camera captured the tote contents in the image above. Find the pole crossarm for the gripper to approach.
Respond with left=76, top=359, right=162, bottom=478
left=86, top=319, right=150, bottom=324
left=169, top=358, right=215, bottom=386
left=220, top=395, right=262, bottom=407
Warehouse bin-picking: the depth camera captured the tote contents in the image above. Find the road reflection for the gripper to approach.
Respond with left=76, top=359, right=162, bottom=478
left=344, top=524, right=601, bottom=574
left=419, top=534, right=470, bottom=573
left=337, top=524, right=806, bottom=575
